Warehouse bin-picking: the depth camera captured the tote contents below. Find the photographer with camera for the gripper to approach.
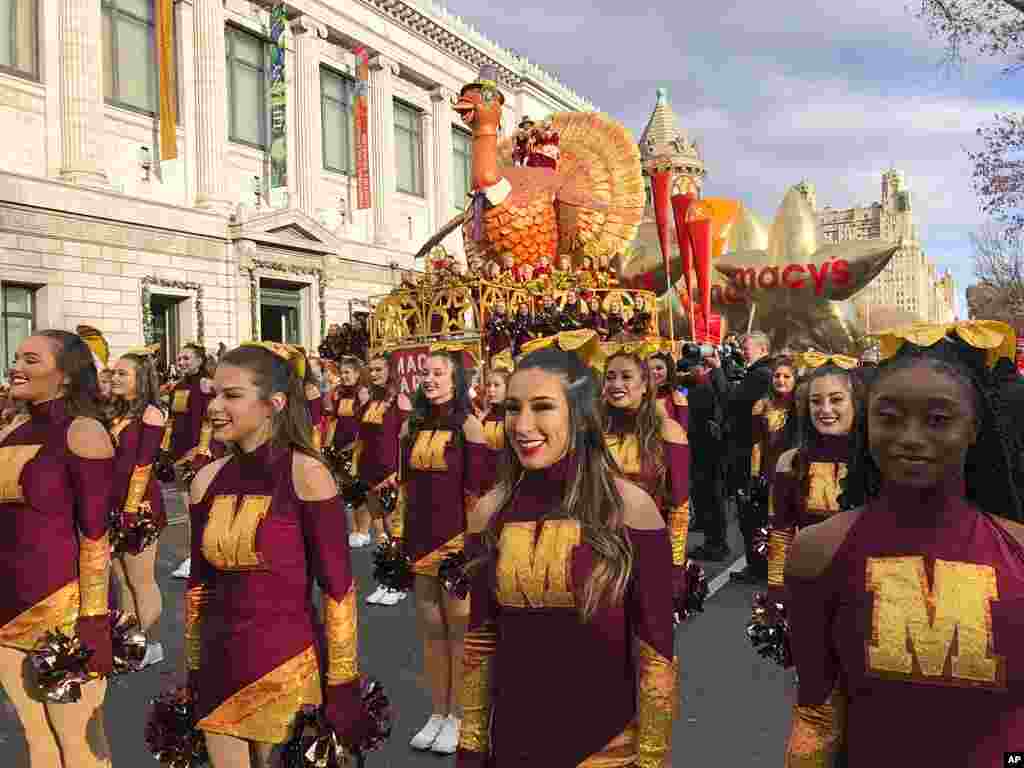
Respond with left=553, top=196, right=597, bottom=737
left=678, top=342, right=735, bottom=563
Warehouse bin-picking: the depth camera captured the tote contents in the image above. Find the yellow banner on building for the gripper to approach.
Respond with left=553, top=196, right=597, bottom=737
left=156, top=0, right=177, bottom=160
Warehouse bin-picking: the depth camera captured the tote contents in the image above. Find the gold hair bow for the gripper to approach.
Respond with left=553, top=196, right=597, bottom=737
left=240, top=341, right=306, bottom=379
left=76, top=325, right=110, bottom=366
left=124, top=343, right=161, bottom=358
left=519, top=329, right=606, bottom=372
left=798, top=350, right=859, bottom=371
left=872, top=320, right=1016, bottom=369
left=430, top=340, right=480, bottom=365
left=489, top=349, right=514, bottom=374
left=604, top=339, right=664, bottom=362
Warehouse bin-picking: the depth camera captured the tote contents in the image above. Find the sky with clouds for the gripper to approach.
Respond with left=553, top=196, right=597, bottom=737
left=444, top=0, right=1024, bottom=316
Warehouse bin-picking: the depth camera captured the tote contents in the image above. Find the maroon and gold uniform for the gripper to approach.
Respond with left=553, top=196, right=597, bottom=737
left=167, top=373, right=215, bottom=466
left=110, top=413, right=167, bottom=532
left=749, top=394, right=794, bottom=487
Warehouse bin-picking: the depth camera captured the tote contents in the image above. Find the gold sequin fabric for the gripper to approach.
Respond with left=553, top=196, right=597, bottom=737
left=806, top=462, right=847, bottom=517
left=201, top=495, right=272, bottom=571
left=198, top=645, right=321, bottom=743
left=123, top=464, right=153, bottom=514
left=496, top=520, right=581, bottom=609
left=78, top=534, right=110, bottom=617
left=323, top=587, right=359, bottom=686
left=784, top=688, right=846, bottom=767
left=458, top=624, right=497, bottom=753
left=635, top=639, right=678, bottom=768
left=413, top=533, right=466, bottom=577
left=0, top=581, right=79, bottom=650
left=578, top=723, right=638, bottom=767
left=0, top=444, right=42, bottom=503
left=184, top=585, right=213, bottom=671
left=767, top=529, right=795, bottom=587
left=667, top=502, right=689, bottom=567
left=387, top=486, right=406, bottom=538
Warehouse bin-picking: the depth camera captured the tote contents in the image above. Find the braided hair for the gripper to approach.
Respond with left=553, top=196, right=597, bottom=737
left=840, top=338, right=1024, bottom=522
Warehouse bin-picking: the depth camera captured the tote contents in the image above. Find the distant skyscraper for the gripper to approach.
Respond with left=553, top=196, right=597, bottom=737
left=813, top=169, right=955, bottom=324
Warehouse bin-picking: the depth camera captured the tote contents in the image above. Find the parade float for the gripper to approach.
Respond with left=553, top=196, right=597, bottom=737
left=366, top=65, right=675, bottom=379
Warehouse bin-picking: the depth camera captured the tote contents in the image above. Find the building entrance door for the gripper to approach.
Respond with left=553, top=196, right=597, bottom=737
left=259, top=280, right=302, bottom=344
left=149, top=294, right=181, bottom=375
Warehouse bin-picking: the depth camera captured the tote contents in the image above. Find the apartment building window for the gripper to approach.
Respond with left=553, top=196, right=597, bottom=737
left=394, top=101, right=423, bottom=196
left=102, top=0, right=157, bottom=113
left=226, top=26, right=266, bottom=147
left=321, top=67, right=354, bottom=174
left=1, top=284, right=35, bottom=378
left=452, top=127, right=472, bottom=208
left=0, top=0, right=37, bottom=79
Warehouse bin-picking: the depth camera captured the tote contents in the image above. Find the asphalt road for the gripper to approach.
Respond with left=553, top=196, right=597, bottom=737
left=0, top=489, right=794, bottom=767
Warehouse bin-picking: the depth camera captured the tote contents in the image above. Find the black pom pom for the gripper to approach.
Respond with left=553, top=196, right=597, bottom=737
left=746, top=591, right=792, bottom=668
left=144, top=686, right=208, bottom=768
left=372, top=540, right=413, bottom=592
left=377, top=486, right=398, bottom=513
left=438, top=551, right=471, bottom=600
left=110, top=611, right=148, bottom=676
left=673, top=561, right=708, bottom=625
left=110, top=505, right=162, bottom=556
left=281, top=677, right=393, bottom=766
left=342, top=479, right=370, bottom=509
left=28, top=630, right=93, bottom=703
left=751, top=526, right=770, bottom=559
left=155, top=451, right=176, bottom=484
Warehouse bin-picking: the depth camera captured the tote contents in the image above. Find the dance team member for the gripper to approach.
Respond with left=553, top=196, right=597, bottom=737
left=355, top=354, right=409, bottom=564
left=766, top=354, right=860, bottom=598
left=169, top=343, right=216, bottom=580
left=457, top=344, right=678, bottom=767
left=332, top=356, right=368, bottom=467
left=784, top=322, right=1024, bottom=766
left=298, top=347, right=324, bottom=450
left=389, top=347, right=487, bottom=753
left=749, top=355, right=797, bottom=489
left=649, top=350, right=687, bottom=429
left=108, top=345, right=168, bottom=667
left=479, top=360, right=510, bottom=491
left=185, top=342, right=368, bottom=768
left=0, top=330, right=115, bottom=768
left=78, top=326, right=114, bottom=421
left=602, top=349, right=692, bottom=600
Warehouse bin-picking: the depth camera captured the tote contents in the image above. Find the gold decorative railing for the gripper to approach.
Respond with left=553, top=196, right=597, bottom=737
left=368, top=279, right=658, bottom=350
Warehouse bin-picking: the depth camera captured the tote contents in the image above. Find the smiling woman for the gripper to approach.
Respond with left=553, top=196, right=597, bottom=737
left=782, top=322, right=1024, bottom=767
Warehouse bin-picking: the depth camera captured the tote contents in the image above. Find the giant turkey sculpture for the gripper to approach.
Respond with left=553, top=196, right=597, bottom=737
left=445, top=65, right=645, bottom=269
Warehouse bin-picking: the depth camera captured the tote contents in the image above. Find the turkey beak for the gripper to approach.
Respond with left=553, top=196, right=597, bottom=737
left=452, top=98, right=476, bottom=125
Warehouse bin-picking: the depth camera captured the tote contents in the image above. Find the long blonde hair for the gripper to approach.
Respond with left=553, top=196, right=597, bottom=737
left=601, top=351, right=665, bottom=479
left=482, top=346, right=633, bottom=621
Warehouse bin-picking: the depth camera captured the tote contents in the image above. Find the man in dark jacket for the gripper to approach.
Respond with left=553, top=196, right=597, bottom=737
left=724, top=332, right=774, bottom=582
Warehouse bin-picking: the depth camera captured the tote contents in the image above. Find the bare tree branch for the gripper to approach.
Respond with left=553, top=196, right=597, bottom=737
left=969, top=222, right=1024, bottom=319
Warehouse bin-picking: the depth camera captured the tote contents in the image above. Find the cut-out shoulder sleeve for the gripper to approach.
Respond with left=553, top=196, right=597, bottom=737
left=993, top=514, right=1024, bottom=551
left=463, top=414, right=486, bottom=444
left=619, top=480, right=665, bottom=530
left=467, top=488, right=501, bottom=534
left=785, top=509, right=861, bottom=583
left=660, top=416, right=686, bottom=445
left=776, top=447, right=797, bottom=475
left=142, top=404, right=166, bottom=427
left=68, top=417, right=114, bottom=459
left=190, top=456, right=231, bottom=505
left=293, top=453, right=338, bottom=502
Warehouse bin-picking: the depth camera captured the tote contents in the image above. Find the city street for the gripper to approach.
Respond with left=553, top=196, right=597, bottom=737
left=0, top=489, right=795, bottom=767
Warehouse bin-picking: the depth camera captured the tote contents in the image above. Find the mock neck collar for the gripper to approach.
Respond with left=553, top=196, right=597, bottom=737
left=874, top=473, right=968, bottom=529
left=605, top=404, right=640, bottom=434
left=519, top=451, right=574, bottom=502
left=29, top=397, right=68, bottom=424
left=236, top=439, right=287, bottom=470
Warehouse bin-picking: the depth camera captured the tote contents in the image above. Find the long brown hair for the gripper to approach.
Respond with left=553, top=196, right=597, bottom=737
left=111, top=353, right=165, bottom=423
left=601, top=351, right=665, bottom=479
left=483, top=346, right=633, bottom=622
left=218, top=345, right=323, bottom=463
left=37, top=330, right=102, bottom=420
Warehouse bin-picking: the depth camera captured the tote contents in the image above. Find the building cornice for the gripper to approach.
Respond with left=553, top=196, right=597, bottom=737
left=356, top=0, right=596, bottom=112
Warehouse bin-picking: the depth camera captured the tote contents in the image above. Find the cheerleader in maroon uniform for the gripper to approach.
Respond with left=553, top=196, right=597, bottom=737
left=784, top=322, right=1024, bottom=766
left=297, top=347, right=325, bottom=451
left=389, top=348, right=488, bottom=754
left=354, top=354, right=408, bottom=562
left=326, top=356, right=365, bottom=452
left=169, top=343, right=216, bottom=580
left=457, top=344, right=677, bottom=767
left=0, top=331, right=114, bottom=768
left=602, top=350, right=692, bottom=602
left=766, top=356, right=860, bottom=597
left=750, top=356, right=798, bottom=489
left=649, top=350, right=688, bottom=429
left=478, top=363, right=510, bottom=492
left=186, top=342, right=368, bottom=767
left=108, top=345, right=168, bottom=668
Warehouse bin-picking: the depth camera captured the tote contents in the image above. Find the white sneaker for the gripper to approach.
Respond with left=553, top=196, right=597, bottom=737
left=141, top=642, right=165, bottom=668
left=171, top=558, right=191, bottom=579
left=409, top=714, right=447, bottom=750
left=378, top=589, right=405, bottom=606
left=366, top=586, right=387, bottom=605
left=431, top=715, right=461, bottom=754
left=349, top=532, right=371, bottom=548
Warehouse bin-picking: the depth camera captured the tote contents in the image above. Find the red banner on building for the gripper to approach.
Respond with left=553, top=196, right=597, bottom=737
left=354, top=47, right=371, bottom=210
left=392, top=346, right=429, bottom=396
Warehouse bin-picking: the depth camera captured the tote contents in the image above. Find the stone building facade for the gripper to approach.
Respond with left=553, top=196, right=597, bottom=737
left=0, top=0, right=593, bottom=373
left=809, top=170, right=956, bottom=325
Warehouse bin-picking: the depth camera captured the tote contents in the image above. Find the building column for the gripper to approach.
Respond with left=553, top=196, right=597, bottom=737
left=192, top=0, right=232, bottom=214
left=419, top=110, right=434, bottom=235
left=430, top=86, right=455, bottom=233
left=369, top=55, right=399, bottom=245
left=58, top=0, right=107, bottom=185
left=175, top=0, right=197, bottom=207
left=291, top=17, right=326, bottom=217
